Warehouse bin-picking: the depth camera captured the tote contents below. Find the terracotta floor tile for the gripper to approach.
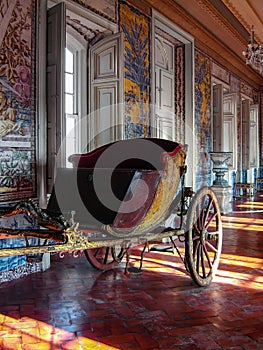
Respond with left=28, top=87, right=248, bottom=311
left=1, top=194, right=263, bottom=349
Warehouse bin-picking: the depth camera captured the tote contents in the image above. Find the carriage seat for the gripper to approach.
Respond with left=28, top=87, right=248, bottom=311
left=68, top=138, right=182, bottom=171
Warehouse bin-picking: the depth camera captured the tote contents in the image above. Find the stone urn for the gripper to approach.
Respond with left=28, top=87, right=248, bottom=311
left=209, top=151, right=232, bottom=187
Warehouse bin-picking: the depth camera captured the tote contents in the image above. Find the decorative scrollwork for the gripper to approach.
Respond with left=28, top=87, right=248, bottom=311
left=58, top=249, right=84, bottom=259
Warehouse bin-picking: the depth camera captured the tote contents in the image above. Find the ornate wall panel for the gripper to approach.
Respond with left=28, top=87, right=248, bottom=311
left=119, top=0, right=151, bottom=138
left=195, top=50, right=212, bottom=189
left=175, top=46, right=185, bottom=144
left=71, top=0, right=117, bottom=22
left=0, top=0, right=36, bottom=202
left=241, top=81, right=254, bottom=100
left=211, top=61, right=230, bottom=85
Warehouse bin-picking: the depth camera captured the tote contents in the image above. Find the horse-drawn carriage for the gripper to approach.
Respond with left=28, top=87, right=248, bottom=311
left=0, top=138, right=223, bottom=287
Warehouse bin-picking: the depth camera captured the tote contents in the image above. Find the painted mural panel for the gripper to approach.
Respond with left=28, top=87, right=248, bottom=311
left=195, top=51, right=212, bottom=189
left=119, top=0, right=150, bottom=138
left=211, top=61, right=229, bottom=84
left=72, top=0, right=117, bottom=22
left=0, top=0, right=36, bottom=202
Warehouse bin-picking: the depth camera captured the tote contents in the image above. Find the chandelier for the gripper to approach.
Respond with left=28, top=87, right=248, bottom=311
left=242, top=26, right=263, bottom=74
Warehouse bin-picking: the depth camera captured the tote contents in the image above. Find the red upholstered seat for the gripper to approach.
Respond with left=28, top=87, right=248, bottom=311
left=68, top=138, right=182, bottom=171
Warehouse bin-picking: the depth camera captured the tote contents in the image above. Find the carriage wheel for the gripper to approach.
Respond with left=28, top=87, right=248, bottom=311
left=84, top=246, right=125, bottom=271
left=185, top=187, right=223, bottom=287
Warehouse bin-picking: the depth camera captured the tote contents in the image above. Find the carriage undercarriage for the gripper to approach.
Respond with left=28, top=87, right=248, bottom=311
left=0, top=139, right=223, bottom=287
left=0, top=186, right=222, bottom=287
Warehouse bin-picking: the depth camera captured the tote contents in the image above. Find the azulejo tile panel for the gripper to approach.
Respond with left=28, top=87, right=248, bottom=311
left=195, top=50, right=212, bottom=189
left=0, top=0, right=36, bottom=202
left=119, top=1, right=151, bottom=138
left=0, top=0, right=39, bottom=279
left=0, top=213, right=38, bottom=276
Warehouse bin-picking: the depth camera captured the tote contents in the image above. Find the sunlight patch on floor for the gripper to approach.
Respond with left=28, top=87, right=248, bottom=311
left=216, top=252, right=263, bottom=288
left=0, top=314, right=118, bottom=350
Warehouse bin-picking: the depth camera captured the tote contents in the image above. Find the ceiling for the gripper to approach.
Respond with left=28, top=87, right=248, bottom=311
left=174, top=0, right=263, bottom=50
left=172, top=0, right=263, bottom=83
left=221, top=0, right=263, bottom=43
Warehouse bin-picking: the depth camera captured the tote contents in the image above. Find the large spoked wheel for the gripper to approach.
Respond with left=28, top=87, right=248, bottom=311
left=185, top=187, right=223, bottom=287
left=84, top=246, right=125, bottom=271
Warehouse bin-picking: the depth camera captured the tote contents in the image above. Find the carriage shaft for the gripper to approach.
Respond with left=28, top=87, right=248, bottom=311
left=0, top=229, right=184, bottom=257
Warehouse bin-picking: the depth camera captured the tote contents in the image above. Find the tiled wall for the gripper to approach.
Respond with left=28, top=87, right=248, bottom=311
left=0, top=0, right=39, bottom=279
left=0, top=0, right=36, bottom=202
left=194, top=51, right=212, bottom=190
left=0, top=213, right=40, bottom=282
left=119, top=0, right=151, bottom=139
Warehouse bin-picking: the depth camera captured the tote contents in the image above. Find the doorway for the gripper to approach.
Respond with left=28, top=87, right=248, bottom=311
left=152, top=11, right=195, bottom=187
left=46, top=1, right=120, bottom=192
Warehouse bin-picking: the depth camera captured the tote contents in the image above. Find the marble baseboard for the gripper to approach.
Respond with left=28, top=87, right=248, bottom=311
left=0, top=261, right=42, bottom=283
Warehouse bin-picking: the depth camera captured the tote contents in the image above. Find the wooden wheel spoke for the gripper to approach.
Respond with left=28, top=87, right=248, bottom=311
left=193, top=235, right=200, bottom=241
left=94, top=248, right=100, bottom=258
left=195, top=243, right=201, bottom=274
left=206, top=240, right=218, bottom=253
left=204, top=198, right=213, bottom=225
left=205, top=211, right=218, bottom=229
left=203, top=244, right=213, bottom=269
left=193, top=241, right=200, bottom=258
left=193, top=222, right=201, bottom=235
left=200, top=246, right=206, bottom=278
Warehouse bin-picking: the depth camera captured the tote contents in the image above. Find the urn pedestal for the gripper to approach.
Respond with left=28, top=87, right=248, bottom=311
left=209, top=152, right=232, bottom=214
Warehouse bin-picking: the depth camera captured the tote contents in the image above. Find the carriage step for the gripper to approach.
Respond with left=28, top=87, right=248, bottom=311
left=149, top=245, right=173, bottom=253
left=126, top=266, right=143, bottom=275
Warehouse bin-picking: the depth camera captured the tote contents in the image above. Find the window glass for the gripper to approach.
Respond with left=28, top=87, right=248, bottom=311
left=65, top=48, right=74, bottom=73
left=65, top=72, right=74, bottom=94
left=65, top=94, right=74, bottom=114
left=65, top=47, right=78, bottom=167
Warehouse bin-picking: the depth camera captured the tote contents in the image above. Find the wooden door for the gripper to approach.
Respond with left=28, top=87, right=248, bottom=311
left=154, top=36, right=175, bottom=140
left=223, top=92, right=237, bottom=170
left=212, top=84, right=223, bottom=152
left=242, top=99, right=250, bottom=170
left=89, top=33, right=123, bottom=150
left=242, top=100, right=259, bottom=169
left=249, top=104, right=259, bottom=168
left=46, top=2, right=66, bottom=193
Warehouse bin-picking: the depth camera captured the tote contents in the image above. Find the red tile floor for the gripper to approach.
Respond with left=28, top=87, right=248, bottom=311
left=0, top=193, right=263, bottom=349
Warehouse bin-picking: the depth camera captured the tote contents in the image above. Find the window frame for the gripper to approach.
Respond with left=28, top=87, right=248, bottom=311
left=241, top=97, right=259, bottom=170
left=64, top=45, right=79, bottom=167
left=65, top=31, right=88, bottom=164
left=212, top=82, right=238, bottom=171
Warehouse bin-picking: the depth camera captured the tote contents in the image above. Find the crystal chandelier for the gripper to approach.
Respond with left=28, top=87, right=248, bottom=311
left=242, top=26, right=263, bottom=74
